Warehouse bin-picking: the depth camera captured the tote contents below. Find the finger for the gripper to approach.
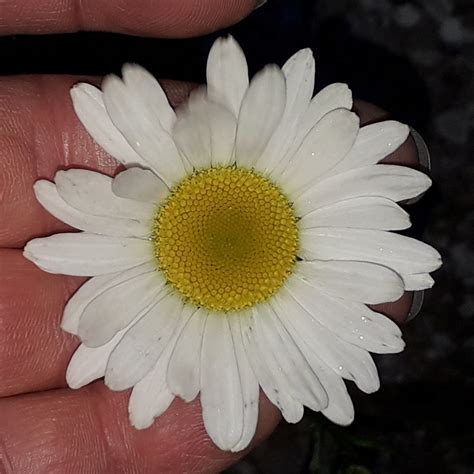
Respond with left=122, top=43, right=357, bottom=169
left=0, top=249, right=81, bottom=397
left=0, top=383, right=280, bottom=473
left=0, top=0, right=257, bottom=37
left=0, top=75, right=195, bottom=248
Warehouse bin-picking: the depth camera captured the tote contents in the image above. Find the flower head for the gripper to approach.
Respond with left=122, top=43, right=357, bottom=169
left=24, top=36, right=441, bottom=452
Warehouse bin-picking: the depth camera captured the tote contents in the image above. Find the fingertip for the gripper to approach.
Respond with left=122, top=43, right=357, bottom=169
left=381, top=132, right=419, bottom=167
left=371, top=291, right=414, bottom=325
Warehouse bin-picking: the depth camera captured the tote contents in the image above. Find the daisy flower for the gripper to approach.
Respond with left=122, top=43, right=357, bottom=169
left=23, top=36, right=441, bottom=452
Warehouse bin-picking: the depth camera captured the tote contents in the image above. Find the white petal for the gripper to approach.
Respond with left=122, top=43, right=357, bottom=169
left=112, top=168, right=168, bottom=203
left=66, top=309, right=143, bottom=389
left=296, top=260, right=405, bottom=304
left=272, top=109, right=359, bottom=195
left=128, top=304, right=195, bottom=429
left=295, top=164, right=432, bottom=216
left=300, top=351, right=354, bottom=425
left=320, top=380, right=354, bottom=424
left=128, top=334, right=179, bottom=430
left=102, top=74, right=186, bottom=187
left=257, top=48, right=315, bottom=173
left=286, top=274, right=405, bottom=353
left=173, top=94, right=237, bottom=169
left=201, top=313, right=243, bottom=451
left=63, top=274, right=119, bottom=335
left=34, top=180, right=151, bottom=238
left=122, top=63, right=176, bottom=133
left=70, top=83, right=147, bottom=168
left=402, top=273, right=435, bottom=290
left=252, top=303, right=329, bottom=411
left=310, top=367, right=354, bottom=424
left=24, top=233, right=153, bottom=276
left=66, top=341, right=109, bottom=389
left=105, top=291, right=186, bottom=391
left=167, top=308, right=207, bottom=402
left=300, top=226, right=442, bottom=275
left=79, top=270, right=166, bottom=348
left=271, top=307, right=355, bottom=424
left=234, top=65, right=286, bottom=168
left=281, top=47, right=315, bottom=111
left=272, top=289, right=380, bottom=393
left=228, top=317, right=260, bottom=452
left=294, top=83, right=353, bottom=148
left=173, top=102, right=211, bottom=170
left=55, top=169, right=154, bottom=221
left=332, top=121, right=410, bottom=174
left=67, top=343, right=111, bottom=389
left=129, top=367, right=174, bottom=430
left=357, top=304, right=403, bottom=336
left=62, top=263, right=155, bottom=334
left=299, top=196, right=411, bottom=231
left=240, top=310, right=304, bottom=423
left=206, top=36, right=249, bottom=117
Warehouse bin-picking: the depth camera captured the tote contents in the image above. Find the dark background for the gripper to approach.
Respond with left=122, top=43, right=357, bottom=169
left=1, top=0, right=473, bottom=472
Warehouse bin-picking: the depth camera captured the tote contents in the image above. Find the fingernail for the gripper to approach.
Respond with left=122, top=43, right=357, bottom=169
left=407, top=291, right=425, bottom=322
left=254, top=0, right=267, bottom=10
left=410, top=127, right=431, bottom=171
left=402, top=127, right=431, bottom=205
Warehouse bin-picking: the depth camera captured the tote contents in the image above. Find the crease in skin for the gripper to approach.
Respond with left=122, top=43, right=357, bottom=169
left=0, top=439, right=14, bottom=474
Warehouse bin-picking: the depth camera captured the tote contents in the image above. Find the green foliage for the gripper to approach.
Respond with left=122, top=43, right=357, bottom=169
left=308, top=415, right=387, bottom=474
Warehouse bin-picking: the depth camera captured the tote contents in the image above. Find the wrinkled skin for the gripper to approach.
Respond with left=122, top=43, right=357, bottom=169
left=0, top=1, right=419, bottom=472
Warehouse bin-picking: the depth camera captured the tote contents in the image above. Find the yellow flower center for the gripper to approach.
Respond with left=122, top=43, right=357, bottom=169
left=153, top=167, right=299, bottom=312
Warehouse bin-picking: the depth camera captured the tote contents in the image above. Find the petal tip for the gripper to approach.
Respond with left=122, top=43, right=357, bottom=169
left=65, top=377, right=83, bottom=390
left=296, top=47, right=314, bottom=61
left=70, top=82, right=90, bottom=98
left=32, top=179, right=49, bottom=194
left=379, top=336, right=405, bottom=355
left=22, top=242, right=37, bottom=261
left=122, top=62, right=140, bottom=74
left=60, top=318, right=77, bottom=335
left=121, top=63, right=152, bottom=84
left=104, top=373, right=128, bottom=392
left=400, top=122, right=410, bottom=136
left=217, top=34, right=238, bottom=47
left=101, top=73, right=123, bottom=93
left=209, top=34, right=243, bottom=58
left=129, top=413, right=154, bottom=430
left=336, top=411, right=355, bottom=426
left=54, top=169, right=69, bottom=182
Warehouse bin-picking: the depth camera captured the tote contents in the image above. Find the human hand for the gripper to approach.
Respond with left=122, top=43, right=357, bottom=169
left=0, top=2, right=423, bottom=472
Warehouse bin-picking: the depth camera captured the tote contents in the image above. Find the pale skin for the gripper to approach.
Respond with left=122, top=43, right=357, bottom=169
left=0, top=1, right=420, bottom=472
